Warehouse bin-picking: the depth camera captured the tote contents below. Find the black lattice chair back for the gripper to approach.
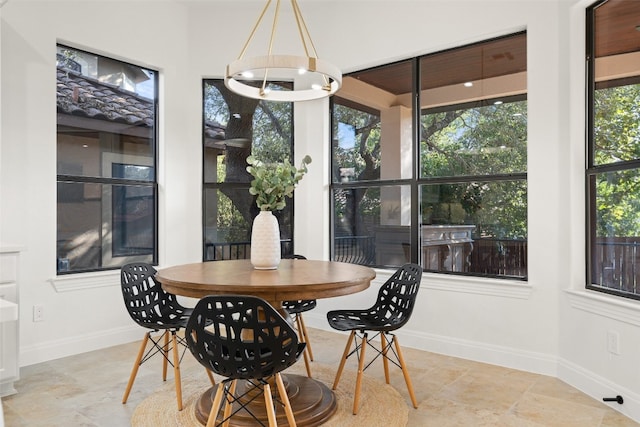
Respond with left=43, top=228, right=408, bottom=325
left=120, top=262, right=213, bottom=411
left=364, top=262, right=422, bottom=332
left=327, top=263, right=422, bottom=415
left=186, top=295, right=304, bottom=426
left=121, top=263, right=192, bottom=329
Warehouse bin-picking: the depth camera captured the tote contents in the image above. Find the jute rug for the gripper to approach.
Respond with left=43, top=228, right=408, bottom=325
left=131, top=362, right=408, bottom=427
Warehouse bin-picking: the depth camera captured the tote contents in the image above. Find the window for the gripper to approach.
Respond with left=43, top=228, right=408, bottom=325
left=331, top=33, right=528, bottom=279
left=202, top=80, right=294, bottom=261
left=586, top=0, right=640, bottom=298
left=56, top=45, right=158, bottom=273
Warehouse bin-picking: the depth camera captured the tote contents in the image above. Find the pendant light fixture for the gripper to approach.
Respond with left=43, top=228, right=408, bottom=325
left=224, top=0, right=342, bottom=102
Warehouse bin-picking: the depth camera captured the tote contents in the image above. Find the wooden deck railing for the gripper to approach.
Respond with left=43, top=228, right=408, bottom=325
left=468, top=238, right=527, bottom=278
left=593, top=239, right=640, bottom=294
left=204, top=240, right=292, bottom=261
left=333, top=236, right=376, bottom=266
left=204, top=236, right=640, bottom=291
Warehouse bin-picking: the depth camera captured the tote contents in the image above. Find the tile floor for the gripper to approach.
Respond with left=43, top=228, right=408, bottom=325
left=2, top=328, right=639, bottom=426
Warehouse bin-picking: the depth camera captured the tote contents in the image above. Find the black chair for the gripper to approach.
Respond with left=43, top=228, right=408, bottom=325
left=281, top=254, right=316, bottom=377
left=120, top=262, right=214, bottom=410
left=327, top=263, right=423, bottom=414
left=186, top=295, right=306, bottom=427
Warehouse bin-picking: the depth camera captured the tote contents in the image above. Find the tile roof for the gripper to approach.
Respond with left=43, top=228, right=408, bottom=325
left=204, top=119, right=225, bottom=141
left=56, top=66, right=226, bottom=143
left=56, top=66, right=154, bottom=127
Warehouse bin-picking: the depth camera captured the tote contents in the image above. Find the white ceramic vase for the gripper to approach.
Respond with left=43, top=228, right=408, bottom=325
left=250, top=210, right=281, bottom=269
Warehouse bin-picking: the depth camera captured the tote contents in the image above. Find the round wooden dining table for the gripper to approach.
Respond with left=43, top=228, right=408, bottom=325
left=155, top=259, right=376, bottom=427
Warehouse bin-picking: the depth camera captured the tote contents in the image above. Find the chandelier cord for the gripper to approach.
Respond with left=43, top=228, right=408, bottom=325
left=291, top=0, right=330, bottom=88
left=291, top=0, right=313, bottom=58
left=260, top=0, right=282, bottom=94
left=238, top=0, right=273, bottom=60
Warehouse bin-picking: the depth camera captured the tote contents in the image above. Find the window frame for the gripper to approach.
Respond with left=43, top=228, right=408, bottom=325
left=201, top=79, right=297, bottom=262
left=55, top=44, right=159, bottom=275
left=585, top=0, right=640, bottom=300
left=329, top=33, right=528, bottom=280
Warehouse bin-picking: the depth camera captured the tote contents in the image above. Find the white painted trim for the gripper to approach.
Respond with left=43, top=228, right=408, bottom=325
left=49, top=270, right=120, bottom=292
left=19, top=324, right=140, bottom=367
left=565, top=289, right=640, bottom=327
left=423, top=272, right=532, bottom=299
left=304, top=311, right=556, bottom=376
left=0, top=246, right=23, bottom=254
left=373, top=268, right=532, bottom=300
left=558, top=357, right=640, bottom=422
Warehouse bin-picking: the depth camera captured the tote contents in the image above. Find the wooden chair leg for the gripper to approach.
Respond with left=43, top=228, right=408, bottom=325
left=171, top=331, right=183, bottom=410
left=302, top=341, right=312, bottom=378
left=221, top=380, right=237, bottom=427
left=162, top=331, right=170, bottom=381
left=353, top=332, right=368, bottom=415
left=206, top=368, right=216, bottom=386
left=276, top=373, right=297, bottom=427
left=393, top=336, right=418, bottom=409
left=206, top=383, right=226, bottom=427
left=264, top=383, right=277, bottom=427
left=380, top=332, right=390, bottom=384
left=122, top=333, right=150, bottom=404
left=298, top=314, right=313, bottom=361
left=332, top=331, right=355, bottom=390
left=295, top=316, right=312, bottom=378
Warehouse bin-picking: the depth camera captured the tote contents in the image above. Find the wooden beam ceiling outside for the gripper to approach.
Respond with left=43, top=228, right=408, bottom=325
left=345, top=0, right=639, bottom=97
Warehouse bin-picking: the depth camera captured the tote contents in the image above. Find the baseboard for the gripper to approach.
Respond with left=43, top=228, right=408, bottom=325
left=305, top=311, right=557, bottom=374
left=558, top=357, right=640, bottom=423
left=19, top=324, right=141, bottom=367
left=305, top=312, right=640, bottom=423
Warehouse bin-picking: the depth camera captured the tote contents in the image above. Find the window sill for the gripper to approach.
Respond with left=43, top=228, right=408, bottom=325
left=49, top=270, right=119, bottom=293
left=425, top=273, right=532, bottom=298
left=373, top=268, right=532, bottom=299
left=565, top=289, right=640, bottom=326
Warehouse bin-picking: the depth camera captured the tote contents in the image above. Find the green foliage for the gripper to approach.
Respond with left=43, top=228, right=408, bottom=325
left=419, top=99, right=528, bottom=238
left=252, top=102, right=292, bottom=162
left=246, top=155, right=312, bottom=211
left=421, top=100, right=527, bottom=178
left=595, top=170, right=640, bottom=236
left=332, top=104, right=381, bottom=181
left=594, top=84, right=640, bottom=165
left=215, top=191, right=250, bottom=242
left=593, top=83, right=640, bottom=237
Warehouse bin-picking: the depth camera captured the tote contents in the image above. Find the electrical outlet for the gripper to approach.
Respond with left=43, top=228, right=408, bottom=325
left=33, top=304, right=44, bottom=322
left=607, top=330, right=620, bottom=355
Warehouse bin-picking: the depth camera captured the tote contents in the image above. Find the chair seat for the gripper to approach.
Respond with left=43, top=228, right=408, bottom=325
left=326, top=309, right=396, bottom=332
left=282, top=299, right=316, bottom=314
left=130, top=312, right=191, bottom=330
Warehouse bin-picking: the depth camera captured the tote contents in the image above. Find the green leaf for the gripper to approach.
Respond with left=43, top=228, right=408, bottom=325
left=246, top=154, right=312, bottom=211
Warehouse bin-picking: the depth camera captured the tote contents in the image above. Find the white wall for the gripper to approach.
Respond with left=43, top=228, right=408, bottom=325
left=2, top=0, right=640, bottom=422
left=0, top=0, right=199, bottom=365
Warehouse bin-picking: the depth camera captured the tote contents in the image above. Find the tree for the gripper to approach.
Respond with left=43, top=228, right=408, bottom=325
left=332, top=98, right=528, bottom=240
left=332, top=102, right=381, bottom=236
left=593, top=83, right=640, bottom=237
left=203, top=81, right=294, bottom=248
left=420, top=99, right=528, bottom=238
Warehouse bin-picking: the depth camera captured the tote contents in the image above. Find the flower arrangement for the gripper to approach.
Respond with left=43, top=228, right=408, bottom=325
left=246, top=155, right=312, bottom=211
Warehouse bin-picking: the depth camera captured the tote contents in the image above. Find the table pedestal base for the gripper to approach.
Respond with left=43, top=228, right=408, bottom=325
left=195, top=374, right=337, bottom=427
